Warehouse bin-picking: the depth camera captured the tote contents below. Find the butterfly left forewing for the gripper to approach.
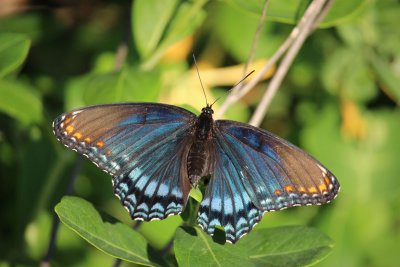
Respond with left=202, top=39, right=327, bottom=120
left=53, top=103, right=197, bottom=220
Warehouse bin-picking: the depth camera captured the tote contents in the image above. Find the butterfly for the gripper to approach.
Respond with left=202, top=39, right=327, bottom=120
left=53, top=102, right=339, bottom=243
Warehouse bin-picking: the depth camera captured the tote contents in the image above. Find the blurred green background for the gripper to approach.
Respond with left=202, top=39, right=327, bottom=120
left=1, top=0, right=399, bottom=266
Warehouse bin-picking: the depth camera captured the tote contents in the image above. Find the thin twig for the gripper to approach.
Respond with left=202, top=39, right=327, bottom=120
left=40, top=157, right=83, bottom=267
left=216, top=0, right=335, bottom=120
left=241, top=0, right=270, bottom=79
left=249, top=0, right=331, bottom=126
left=114, top=14, right=131, bottom=71
left=216, top=2, right=293, bottom=118
left=216, top=1, right=270, bottom=119
left=114, top=42, right=129, bottom=71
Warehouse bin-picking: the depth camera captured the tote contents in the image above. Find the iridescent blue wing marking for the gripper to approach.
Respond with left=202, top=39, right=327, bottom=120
left=53, top=103, right=196, bottom=221
left=197, top=138, right=263, bottom=243
left=198, top=120, right=339, bottom=243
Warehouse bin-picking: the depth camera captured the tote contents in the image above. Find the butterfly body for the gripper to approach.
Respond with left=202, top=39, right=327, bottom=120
left=188, top=105, right=214, bottom=186
left=53, top=102, right=339, bottom=243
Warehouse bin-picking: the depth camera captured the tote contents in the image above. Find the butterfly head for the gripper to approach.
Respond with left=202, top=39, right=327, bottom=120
left=201, top=104, right=214, bottom=118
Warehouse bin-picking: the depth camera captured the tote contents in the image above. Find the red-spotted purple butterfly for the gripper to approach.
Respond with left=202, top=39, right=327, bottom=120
left=53, top=102, right=339, bottom=243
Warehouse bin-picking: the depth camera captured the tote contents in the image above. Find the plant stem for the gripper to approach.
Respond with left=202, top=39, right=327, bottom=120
left=40, top=157, right=83, bottom=267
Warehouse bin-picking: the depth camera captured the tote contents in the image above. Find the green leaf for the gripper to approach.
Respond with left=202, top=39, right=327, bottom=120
left=241, top=226, right=334, bottom=267
left=322, top=0, right=367, bottom=27
left=0, top=79, right=42, bottom=124
left=0, top=14, right=42, bottom=41
left=0, top=32, right=31, bottom=78
left=368, top=51, right=400, bottom=105
left=212, top=2, right=282, bottom=61
left=133, top=0, right=179, bottom=59
left=224, top=0, right=366, bottom=27
left=174, top=226, right=254, bottom=267
left=322, top=47, right=377, bottom=102
left=141, top=0, right=207, bottom=70
left=55, top=196, right=156, bottom=266
left=189, top=187, right=203, bottom=203
left=64, top=67, right=161, bottom=108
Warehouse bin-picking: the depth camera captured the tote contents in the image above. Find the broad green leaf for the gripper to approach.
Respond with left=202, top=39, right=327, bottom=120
left=322, top=0, right=367, bottom=27
left=55, top=196, right=155, bottom=266
left=0, top=79, right=42, bottom=124
left=212, top=2, right=282, bottom=61
left=240, top=226, right=334, bottom=267
left=174, top=226, right=253, bottom=267
left=322, top=47, right=377, bottom=102
left=224, top=0, right=366, bottom=27
left=133, top=0, right=179, bottom=59
left=64, top=67, right=161, bottom=107
left=141, top=0, right=207, bottom=70
left=368, top=51, right=400, bottom=105
left=0, top=32, right=30, bottom=78
left=0, top=14, right=42, bottom=41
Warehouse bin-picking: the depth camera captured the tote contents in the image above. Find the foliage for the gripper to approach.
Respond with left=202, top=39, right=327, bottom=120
left=0, top=0, right=399, bottom=266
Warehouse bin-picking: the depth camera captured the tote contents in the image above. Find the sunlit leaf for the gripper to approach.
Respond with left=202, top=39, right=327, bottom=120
left=64, top=67, right=162, bottom=108
left=174, top=226, right=253, bottom=267
left=175, top=225, right=333, bottom=267
left=212, top=2, right=281, bottom=61
left=133, top=0, right=179, bottom=59
left=141, top=0, right=207, bottom=70
left=224, top=0, right=366, bottom=27
left=55, top=196, right=156, bottom=266
left=241, top=226, right=334, bottom=267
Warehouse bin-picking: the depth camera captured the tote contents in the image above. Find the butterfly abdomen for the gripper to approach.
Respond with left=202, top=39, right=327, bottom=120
left=187, top=106, right=214, bottom=186
left=188, top=139, right=211, bottom=185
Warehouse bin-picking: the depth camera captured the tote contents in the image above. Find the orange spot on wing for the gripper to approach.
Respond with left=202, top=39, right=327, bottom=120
left=319, top=183, right=327, bottom=192
left=96, top=141, right=105, bottom=148
left=106, top=150, right=112, bottom=156
left=84, top=137, right=92, bottom=143
left=324, top=176, right=331, bottom=185
left=284, top=185, right=294, bottom=193
left=308, top=186, right=317, bottom=194
left=73, top=132, right=82, bottom=139
left=65, top=125, right=74, bottom=134
left=298, top=186, right=306, bottom=193
left=274, top=189, right=282, bottom=196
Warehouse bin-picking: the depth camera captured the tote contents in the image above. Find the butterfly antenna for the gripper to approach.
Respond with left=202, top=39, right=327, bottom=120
left=192, top=53, right=209, bottom=106
left=210, top=70, right=255, bottom=108
left=229, top=70, right=255, bottom=94
left=210, top=96, right=221, bottom=107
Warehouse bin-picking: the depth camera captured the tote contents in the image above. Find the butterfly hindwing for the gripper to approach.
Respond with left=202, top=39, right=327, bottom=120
left=53, top=103, right=197, bottom=220
left=198, top=120, right=339, bottom=243
left=197, top=137, right=263, bottom=243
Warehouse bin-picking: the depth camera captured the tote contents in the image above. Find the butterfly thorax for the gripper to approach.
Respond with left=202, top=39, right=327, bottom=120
left=187, top=105, right=214, bottom=186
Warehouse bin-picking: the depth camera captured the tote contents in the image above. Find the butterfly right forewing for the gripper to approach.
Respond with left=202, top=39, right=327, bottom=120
left=214, top=120, right=340, bottom=211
